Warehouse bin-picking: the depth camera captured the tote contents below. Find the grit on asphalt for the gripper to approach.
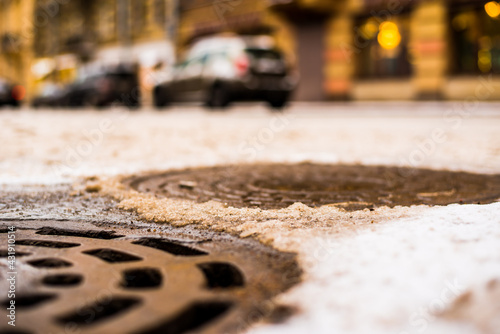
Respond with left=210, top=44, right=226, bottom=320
left=1, top=103, right=500, bottom=334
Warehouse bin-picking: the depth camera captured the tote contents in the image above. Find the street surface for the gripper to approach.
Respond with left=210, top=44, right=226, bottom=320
left=1, top=102, right=500, bottom=333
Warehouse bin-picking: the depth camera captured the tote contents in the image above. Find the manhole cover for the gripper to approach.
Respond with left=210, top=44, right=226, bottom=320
left=0, top=220, right=300, bottom=334
left=123, top=163, right=500, bottom=211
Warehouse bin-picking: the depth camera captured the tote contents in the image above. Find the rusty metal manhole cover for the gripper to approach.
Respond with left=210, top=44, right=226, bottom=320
left=123, top=163, right=500, bottom=211
left=0, top=218, right=300, bottom=334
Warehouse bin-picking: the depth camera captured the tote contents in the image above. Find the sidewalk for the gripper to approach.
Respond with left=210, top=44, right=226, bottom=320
left=1, top=103, right=500, bottom=333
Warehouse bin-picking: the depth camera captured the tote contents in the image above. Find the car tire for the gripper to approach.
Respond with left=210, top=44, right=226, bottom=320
left=153, top=87, right=170, bottom=109
left=208, top=85, right=230, bottom=109
left=85, top=94, right=103, bottom=108
left=127, top=101, right=141, bottom=110
left=266, top=92, right=289, bottom=110
left=10, top=100, right=20, bottom=108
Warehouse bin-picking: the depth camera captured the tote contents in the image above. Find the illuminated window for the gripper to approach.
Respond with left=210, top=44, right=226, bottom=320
left=355, top=15, right=412, bottom=79
left=451, top=2, right=500, bottom=74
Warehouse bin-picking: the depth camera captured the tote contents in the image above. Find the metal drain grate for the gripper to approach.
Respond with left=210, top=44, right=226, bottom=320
left=0, top=221, right=300, bottom=334
left=123, top=163, right=500, bottom=210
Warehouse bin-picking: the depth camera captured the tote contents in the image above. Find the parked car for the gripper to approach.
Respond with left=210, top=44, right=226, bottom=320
left=62, top=65, right=140, bottom=108
left=31, top=84, right=67, bottom=108
left=153, top=36, right=297, bottom=109
left=0, top=78, right=22, bottom=107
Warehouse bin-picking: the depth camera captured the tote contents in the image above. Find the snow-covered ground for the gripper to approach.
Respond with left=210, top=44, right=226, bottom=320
left=1, top=103, right=500, bottom=333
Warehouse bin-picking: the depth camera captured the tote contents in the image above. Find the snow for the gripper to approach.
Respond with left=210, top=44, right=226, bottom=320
left=249, top=203, right=500, bottom=334
left=1, top=103, right=500, bottom=333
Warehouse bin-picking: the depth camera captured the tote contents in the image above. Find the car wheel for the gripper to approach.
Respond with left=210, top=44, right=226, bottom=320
left=267, top=92, right=289, bottom=110
left=84, top=94, right=102, bottom=108
left=126, top=99, right=141, bottom=110
left=208, top=85, right=230, bottom=109
left=153, top=87, right=170, bottom=109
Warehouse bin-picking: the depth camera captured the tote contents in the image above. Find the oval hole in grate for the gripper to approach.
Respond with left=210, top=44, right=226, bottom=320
left=0, top=250, right=31, bottom=257
left=56, top=297, right=141, bottom=327
left=2, top=294, right=57, bottom=309
left=197, top=262, right=245, bottom=289
left=120, top=268, right=163, bottom=289
left=36, top=227, right=124, bottom=240
left=136, top=301, right=233, bottom=334
left=42, top=274, right=83, bottom=287
left=17, top=240, right=80, bottom=248
left=28, top=258, right=73, bottom=268
left=83, top=248, right=143, bottom=263
left=132, top=238, right=208, bottom=257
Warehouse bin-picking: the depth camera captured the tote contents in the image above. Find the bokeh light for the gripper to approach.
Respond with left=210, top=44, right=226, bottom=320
left=484, top=1, right=500, bottom=18
left=452, top=13, right=469, bottom=31
left=360, top=19, right=378, bottom=40
left=377, top=21, right=402, bottom=50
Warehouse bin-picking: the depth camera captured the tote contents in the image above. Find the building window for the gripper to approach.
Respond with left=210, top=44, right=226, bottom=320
left=154, top=0, right=166, bottom=27
left=451, top=1, right=500, bottom=75
left=99, top=1, right=117, bottom=41
left=355, top=15, right=412, bottom=79
left=132, top=0, right=147, bottom=32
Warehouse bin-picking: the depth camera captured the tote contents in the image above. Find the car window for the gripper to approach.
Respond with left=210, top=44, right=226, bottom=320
left=181, top=56, right=207, bottom=77
left=108, top=73, right=136, bottom=81
left=245, top=49, right=283, bottom=60
left=42, top=86, right=57, bottom=96
left=245, top=49, right=287, bottom=74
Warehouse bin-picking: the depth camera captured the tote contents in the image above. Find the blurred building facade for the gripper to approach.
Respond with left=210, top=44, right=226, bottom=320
left=2, top=0, right=176, bottom=102
left=179, top=0, right=500, bottom=101
left=0, top=0, right=36, bottom=98
left=1, top=0, right=500, bottom=102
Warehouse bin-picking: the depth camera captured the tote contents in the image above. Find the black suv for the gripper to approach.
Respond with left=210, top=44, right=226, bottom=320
left=62, top=65, right=140, bottom=108
left=153, top=36, right=297, bottom=109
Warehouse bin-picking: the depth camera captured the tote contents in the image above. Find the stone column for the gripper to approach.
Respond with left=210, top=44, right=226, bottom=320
left=324, top=13, right=354, bottom=100
left=410, top=0, right=448, bottom=99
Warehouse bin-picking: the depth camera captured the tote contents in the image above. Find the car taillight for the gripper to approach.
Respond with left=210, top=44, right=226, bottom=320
left=235, top=55, right=250, bottom=76
left=11, top=85, right=26, bottom=101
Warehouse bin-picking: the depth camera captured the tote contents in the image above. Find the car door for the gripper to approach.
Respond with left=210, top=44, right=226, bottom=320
left=168, top=62, right=187, bottom=101
left=180, top=56, right=206, bottom=102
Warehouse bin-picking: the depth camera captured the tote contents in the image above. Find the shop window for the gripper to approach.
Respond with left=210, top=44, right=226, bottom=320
left=355, top=15, right=412, bottom=79
left=451, top=1, right=500, bottom=75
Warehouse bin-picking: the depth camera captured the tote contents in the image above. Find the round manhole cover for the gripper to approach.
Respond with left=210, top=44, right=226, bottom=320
left=0, top=221, right=300, bottom=334
left=124, top=163, right=500, bottom=211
